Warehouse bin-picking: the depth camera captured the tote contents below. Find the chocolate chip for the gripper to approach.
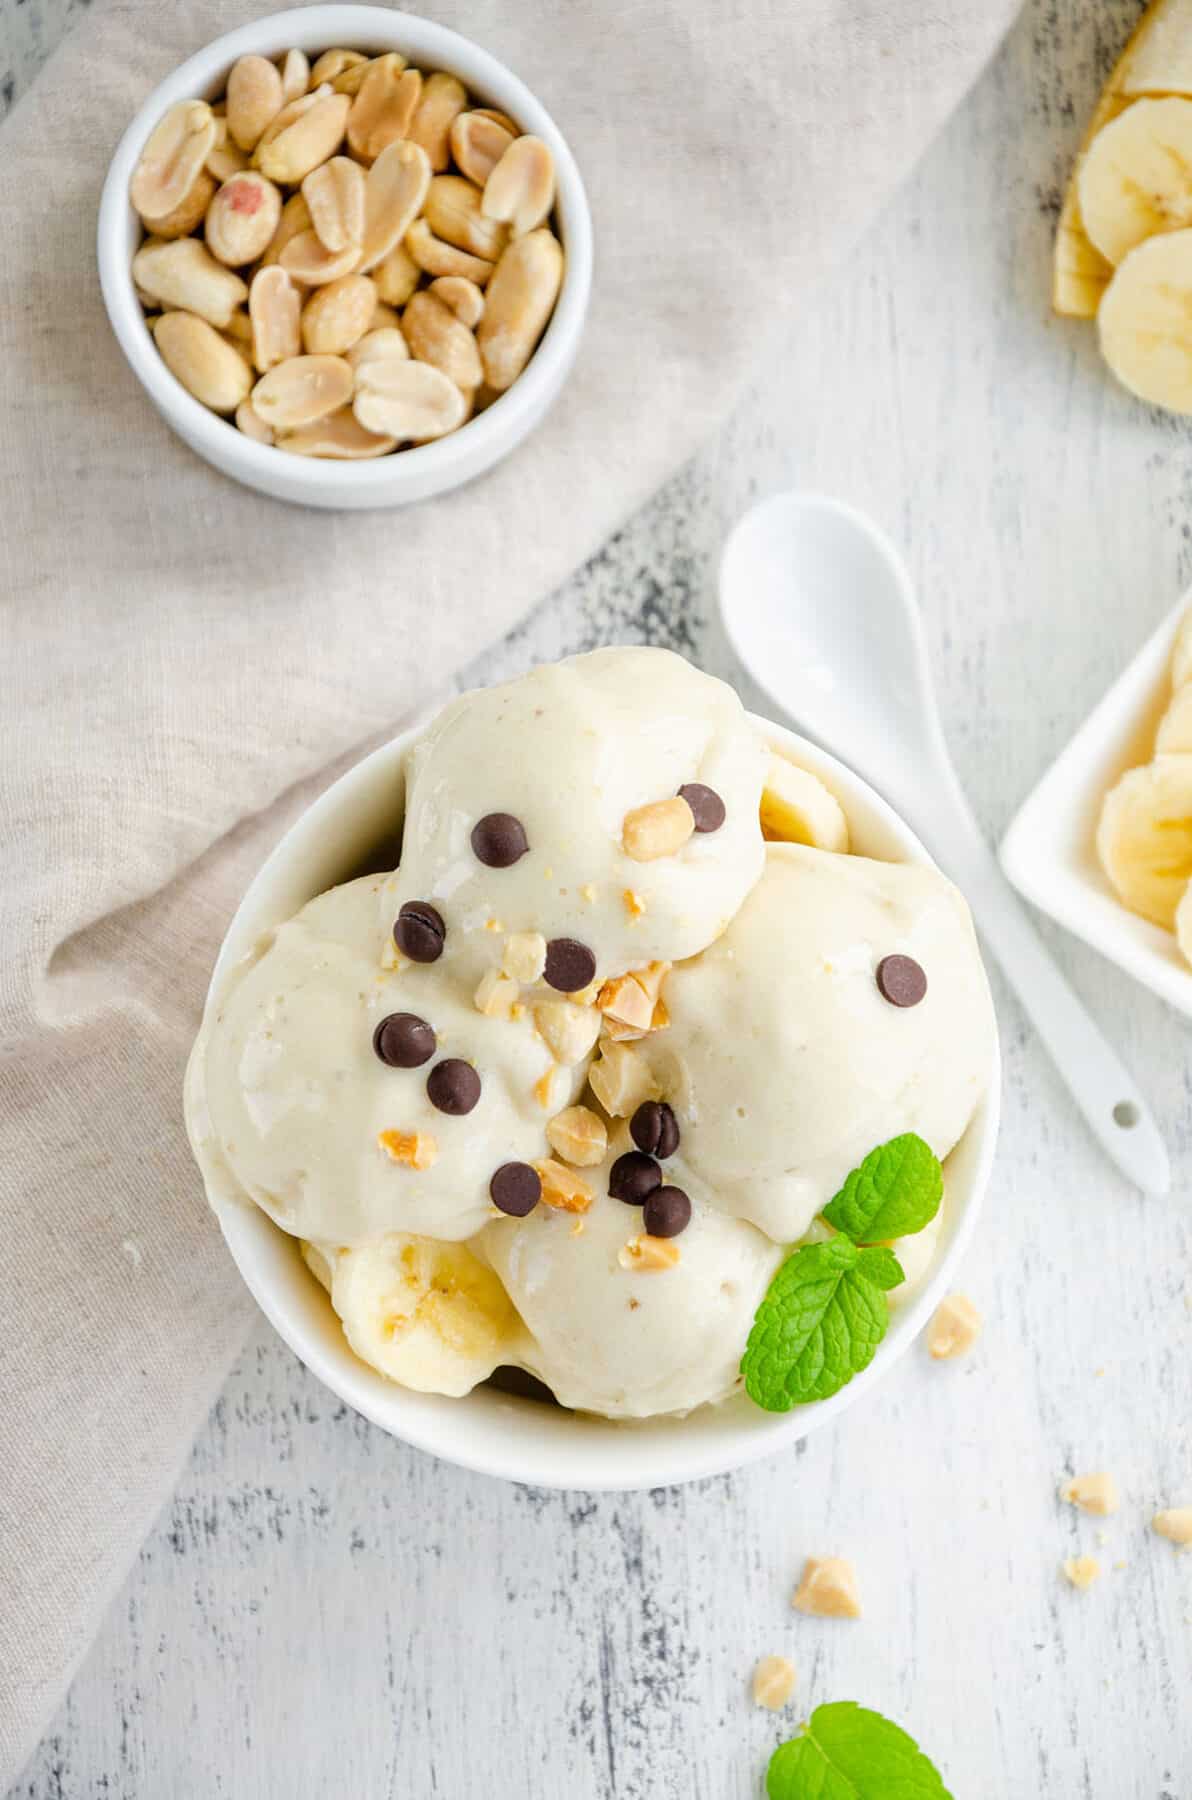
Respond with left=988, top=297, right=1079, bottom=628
left=544, top=937, right=596, bottom=993
left=471, top=812, right=529, bottom=868
left=426, top=1058, right=481, bottom=1115
left=394, top=900, right=446, bottom=963
left=630, top=1100, right=680, bottom=1159
left=608, top=1151, right=662, bottom=1206
left=372, top=1012, right=436, bottom=1068
left=643, top=1185, right=691, bottom=1238
left=490, top=1161, right=541, bottom=1217
left=678, top=783, right=726, bottom=833
left=876, top=954, right=927, bottom=1008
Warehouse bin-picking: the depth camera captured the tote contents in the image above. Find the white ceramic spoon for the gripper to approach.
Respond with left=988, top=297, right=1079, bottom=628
left=720, top=490, right=1169, bottom=1194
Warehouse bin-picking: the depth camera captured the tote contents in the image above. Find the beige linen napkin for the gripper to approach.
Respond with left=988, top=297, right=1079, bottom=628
left=0, top=0, right=1018, bottom=1779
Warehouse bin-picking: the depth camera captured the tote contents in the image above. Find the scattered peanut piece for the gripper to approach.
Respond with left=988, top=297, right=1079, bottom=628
left=623, top=888, right=646, bottom=920
left=751, top=1655, right=797, bottom=1711
left=474, top=966, right=519, bottom=1018
left=622, top=795, right=695, bottom=862
left=1152, top=1507, right=1192, bottom=1548
left=545, top=1104, right=607, bottom=1168
left=534, top=1158, right=593, bottom=1214
left=617, top=1233, right=681, bottom=1272
left=1060, top=1472, right=1120, bottom=1517
left=792, top=1557, right=861, bottom=1620
left=533, top=1000, right=601, bottom=1065
left=377, top=1128, right=437, bottom=1170
left=597, top=961, right=670, bottom=1034
left=502, top=931, right=546, bottom=984
left=926, top=1293, right=982, bottom=1361
left=588, top=1041, right=657, bottom=1118
left=1062, top=1556, right=1101, bottom=1591
left=532, top=1067, right=556, bottom=1110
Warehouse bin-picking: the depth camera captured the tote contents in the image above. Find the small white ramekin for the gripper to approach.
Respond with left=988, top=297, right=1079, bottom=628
left=1001, top=591, right=1192, bottom=1020
left=187, top=699, right=1001, bottom=1492
left=98, top=6, right=592, bottom=510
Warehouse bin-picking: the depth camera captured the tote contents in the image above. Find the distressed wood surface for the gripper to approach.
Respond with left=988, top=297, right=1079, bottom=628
left=7, top=2, right=1192, bottom=1795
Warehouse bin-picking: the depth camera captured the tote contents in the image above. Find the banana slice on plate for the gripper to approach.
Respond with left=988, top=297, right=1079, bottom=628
left=1156, top=683, right=1192, bottom=753
left=1099, top=229, right=1192, bottom=413
left=759, top=756, right=849, bottom=852
left=1176, top=881, right=1192, bottom=964
left=1097, top=754, right=1192, bottom=927
left=1078, top=97, right=1192, bottom=269
left=330, top=1234, right=518, bottom=1396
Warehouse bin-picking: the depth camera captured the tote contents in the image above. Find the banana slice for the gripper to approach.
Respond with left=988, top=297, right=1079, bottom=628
left=330, top=1234, right=517, bottom=1396
left=1078, top=98, right=1192, bottom=268
left=1156, top=683, right=1192, bottom=752
left=1176, top=881, right=1192, bottom=964
left=1171, top=607, right=1192, bottom=687
left=1097, top=754, right=1192, bottom=927
left=759, top=756, right=849, bottom=852
left=301, top=1239, right=335, bottom=1291
left=1098, top=229, right=1192, bottom=413
left=1054, top=0, right=1192, bottom=317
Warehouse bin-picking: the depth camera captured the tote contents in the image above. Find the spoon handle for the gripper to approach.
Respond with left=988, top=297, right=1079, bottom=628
left=920, top=775, right=1169, bottom=1194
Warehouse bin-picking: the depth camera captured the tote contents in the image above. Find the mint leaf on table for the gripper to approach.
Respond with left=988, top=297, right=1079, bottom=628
left=741, top=1237, right=904, bottom=1412
left=822, top=1134, right=943, bottom=1244
left=767, top=1702, right=953, bottom=1800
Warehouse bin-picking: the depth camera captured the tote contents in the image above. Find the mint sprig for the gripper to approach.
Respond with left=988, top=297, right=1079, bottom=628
left=741, top=1238, right=902, bottom=1411
left=767, top=1701, right=953, bottom=1799
left=822, top=1134, right=943, bottom=1243
left=742, top=1134, right=943, bottom=1413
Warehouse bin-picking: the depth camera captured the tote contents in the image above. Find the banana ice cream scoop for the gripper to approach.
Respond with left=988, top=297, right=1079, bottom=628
left=633, top=843, right=996, bottom=1245
left=481, top=1169, right=782, bottom=1418
left=379, top=646, right=769, bottom=990
left=189, top=874, right=580, bottom=1245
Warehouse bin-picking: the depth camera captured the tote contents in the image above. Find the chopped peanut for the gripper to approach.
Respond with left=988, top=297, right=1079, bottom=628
left=1060, top=1472, right=1120, bottom=1517
left=474, top=966, right=519, bottom=1018
left=502, top=930, right=546, bottom=984
left=588, top=1041, right=657, bottom=1118
left=623, top=888, right=647, bottom=920
left=792, top=1557, right=861, bottom=1619
left=534, top=1158, right=593, bottom=1213
left=752, top=1655, right=797, bottom=1711
left=377, top=1128, right=437, bottom=1170
left=1152, top=1508, right=1192, bottom=1547
left=927, top=1293, right=982, bottom=1360
left=622, top=795, right=695, bottom=862
left=534, top=1000, right=601, bottom=1065
left=533, top=1067, right=556, bottom=1109
left=546, top=1104, right=608, bottom=1167
left=597, top=960, right=670, bottom=1031
left=617, top=1233, right=681, bottom=1272
left=1062, top=1556, right=1101, bottom=1591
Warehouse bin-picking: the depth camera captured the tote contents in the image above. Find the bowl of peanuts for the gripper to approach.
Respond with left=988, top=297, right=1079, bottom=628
left=98, top=6, right=592, bottom=509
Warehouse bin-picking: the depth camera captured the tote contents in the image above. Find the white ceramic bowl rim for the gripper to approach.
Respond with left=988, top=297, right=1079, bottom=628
left=97, top=5, right=593, bottom=500
left=193, top=698, right=1002, bottom=1492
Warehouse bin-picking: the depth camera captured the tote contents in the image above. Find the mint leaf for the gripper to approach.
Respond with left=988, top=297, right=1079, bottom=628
left=767, top=1702, right=953, bottom=1799
left=741, top=1238, right=895, bottom=1412
left=822, top=1135, right=942, bottom=1244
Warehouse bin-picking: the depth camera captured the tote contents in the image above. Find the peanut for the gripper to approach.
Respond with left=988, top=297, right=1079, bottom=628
left=408, top=71, right=468, bottom=171
left=253, top=86, right=330, bottom=154
left=534, top=1159, right=593, bottom=1214
left=533, top=1000, right=601, bottom=1066
left=280, top=48, right=310, bottom=104
left=311, top=48, right=368, bottom=87
left=474, top=967, right=520, bottom=1018
left=205, top=171, right=282, bottom=267
left=249, top=266, right=302, bottom=371
left=926, top=1293, right=982, bottom=1361
left=279, top=228, right=362, bottom=286
left=476, top=228, right=563, bottom=389
left=331, top=54, right=385, bottom=97
left=301, top=274, right=376, bottom=354
left=501, top=931, right=546, bottom=983
left=588, top=1041, right=657, bottom=1118
left=617, top=1234, right=681, bottom=1272
left=428, top=275, right=485, bottom=328
left=1152, top=1508, right=1192, bottom=1547
left=261, top=192, right=312, bottom=266
left=226, top=55, right=284, bottom=152
left=359, top=140, right=432, bottom=273
left=450, top=109, right=515, bottom=187
left=368, top=299, right=401, bottom=331
left=205, top=122, right=251, bottom=183
left=377, top=1128, right=437, bottom=1170
left=1062, top=1556, right=1100, bottom=1591
left=405, top=217, right=494, bottom=285
left=140, top=169, right=215, bottom=240
left=348, top=56, right=420, bottom=161
left=347, top=326, right=408, bottom=372
left=256, top=93, right=350, bottom=184
left=222, top=307, right=253, bottom=345
left=425, top=174, right=509, bottom=260
left=131, top=100, right=218, bottom=225
left=1060, top=1472, right=1119, bottom=1517
left=303, top=155, right=365, bottom=254
left=401, top=290, right=482, bottom=390
left=792, top=1558, right=861, bottom=1620
left=546, top=1105, right=607, bottom=1168
left=277, top=407, right=397, bottom=459
left=483, top=135, right=555, bottom=237
left=235, top=398, right=274, bottom=444
left=153, top=312, right=252, bottom=412
left=352, top=357, right=467, bottom=441
left=372, top=242, right=421, bottom=305
left=252, top=354, right=354, bottom=429
left=622, top=795, right=695, bottom=862
left=752, top=1658, right=797, bottom=1711
left=132, top=237, right=247, bottom=327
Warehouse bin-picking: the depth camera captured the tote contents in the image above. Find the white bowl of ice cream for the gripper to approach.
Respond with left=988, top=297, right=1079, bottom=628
left=185, top=649, right=1000, bottom=1490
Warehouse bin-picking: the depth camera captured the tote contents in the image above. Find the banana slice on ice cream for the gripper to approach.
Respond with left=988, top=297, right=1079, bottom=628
left=1097, top=754, right=1192, bottom=927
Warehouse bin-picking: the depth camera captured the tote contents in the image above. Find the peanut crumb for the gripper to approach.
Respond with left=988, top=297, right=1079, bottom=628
left=1062, top=1556, right=1101, bottom=1591
left=533, top=1068, right=555, bottom=1109
left=927, top=1293, right=981, bottom=1360
left=474, top=967, right=519, bottom=1018
left=377, top=1128, right=437, bottom=1170
left=580, top=883, right=597, bottom=903
left=627, top=1297, right=640, bottom=1311
left=623, top=888, right=646, bottom=920
left=752, top=1655, right=796, bottom=1711
left=534, top=1158, right=594, bottom=1214
left=617, top=1233, right=681, bottom=1272
left=1152, top=1507, right=1192, bottom=1547
left=1060, top=1472, right=1119, bottom=1517
left=792, top=1557, right=861, bottom=1619
left=484, top=917, right=504, bottom=932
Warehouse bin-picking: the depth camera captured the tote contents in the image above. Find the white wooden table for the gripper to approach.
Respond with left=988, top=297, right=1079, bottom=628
left=6, top=2, right=1191, bottom=1794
